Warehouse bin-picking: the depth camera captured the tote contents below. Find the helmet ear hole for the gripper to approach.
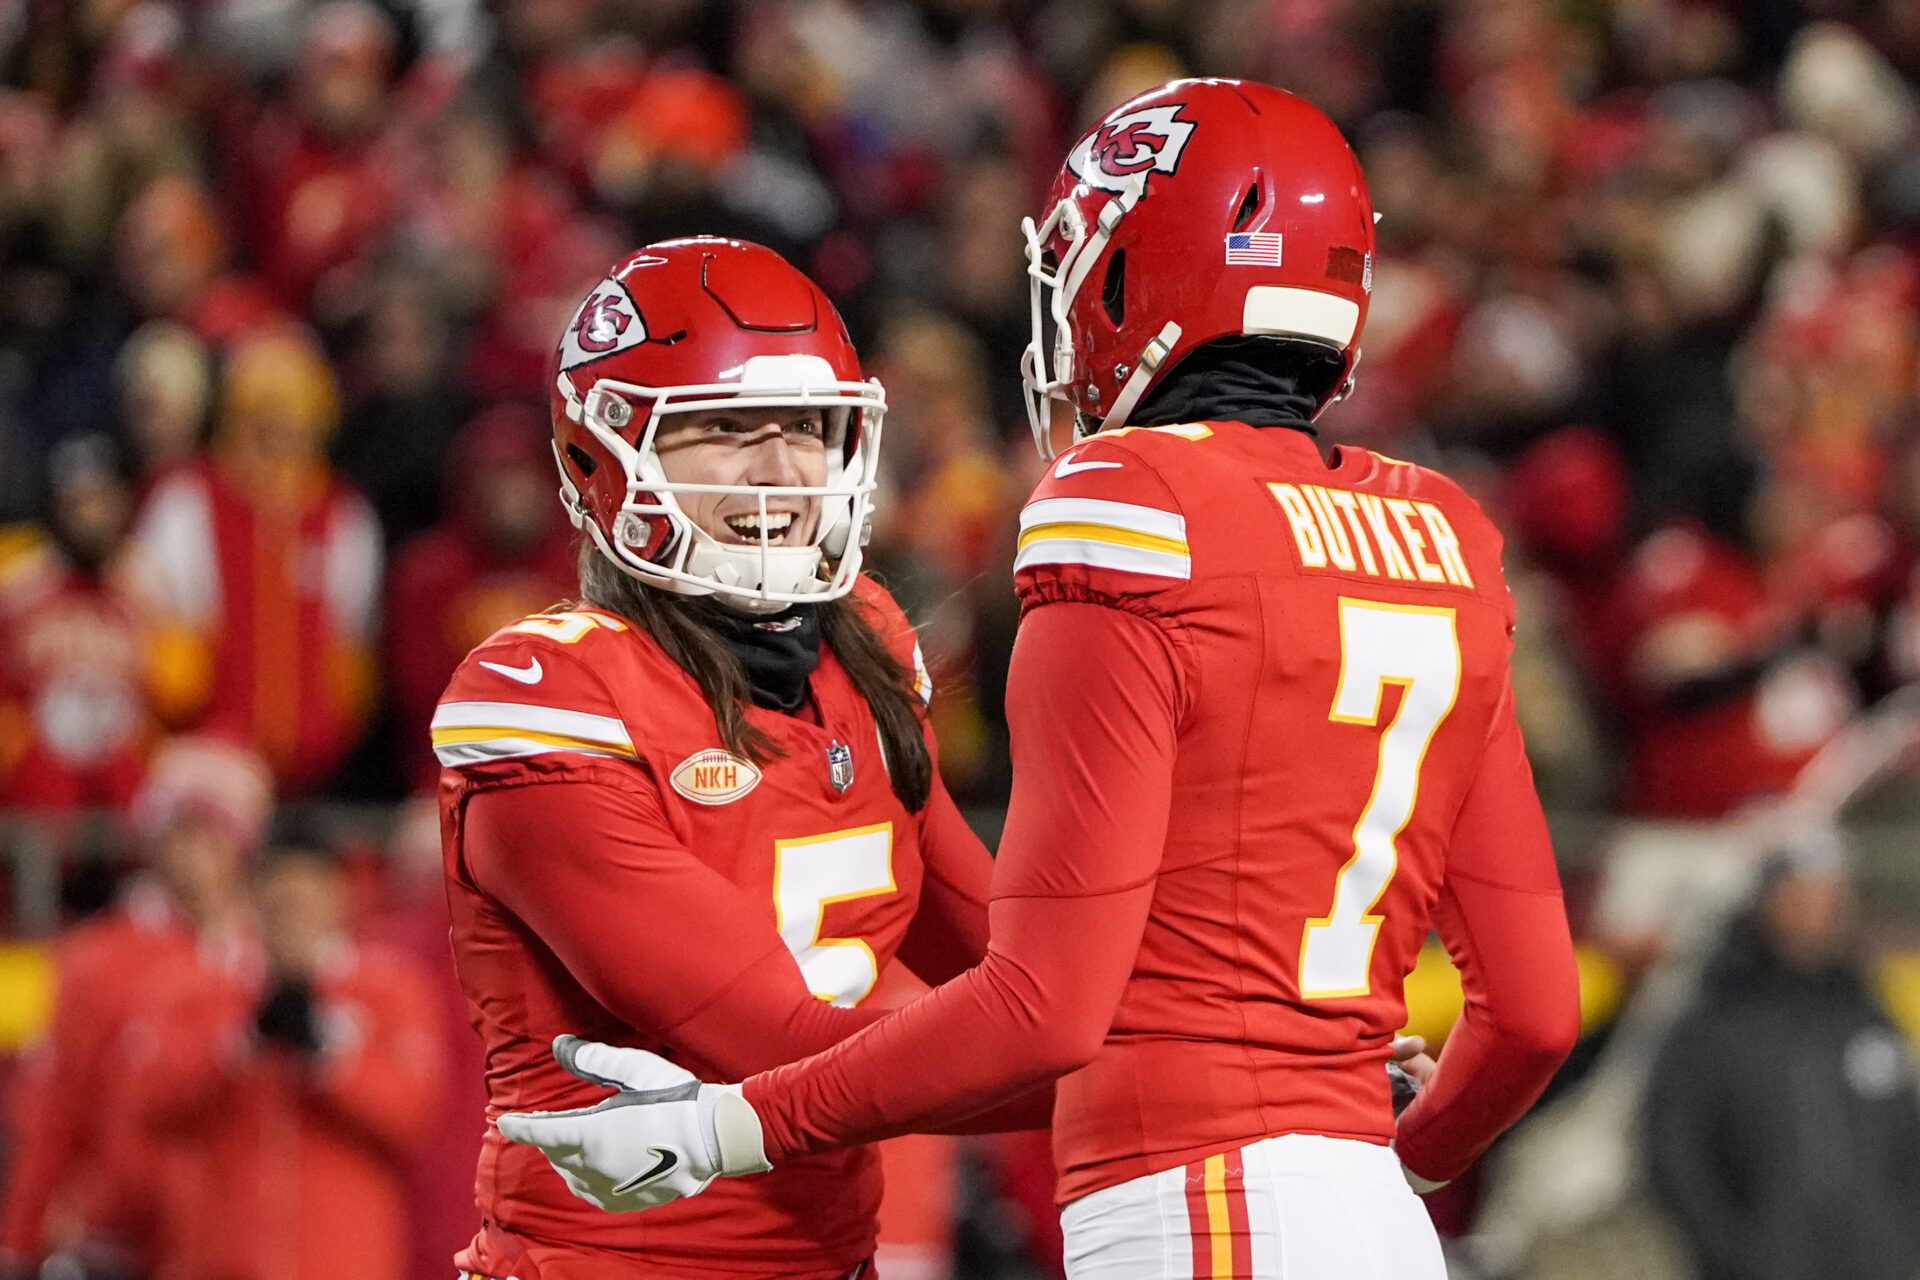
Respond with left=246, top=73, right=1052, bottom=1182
left=1232, top=180, right=1261, bottom=232
left=565, top=443, right=599, bottom=477
left=1101, top=249, right=1127, bottom=328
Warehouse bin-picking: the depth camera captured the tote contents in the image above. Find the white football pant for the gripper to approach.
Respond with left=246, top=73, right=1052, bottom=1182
left=1060, top=1133, right=1446, bottom=1280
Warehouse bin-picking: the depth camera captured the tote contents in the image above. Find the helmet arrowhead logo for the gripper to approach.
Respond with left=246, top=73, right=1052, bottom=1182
left=559, top=277, right=648, bottom=371
left=1069, top=105, right=1196, bottom=195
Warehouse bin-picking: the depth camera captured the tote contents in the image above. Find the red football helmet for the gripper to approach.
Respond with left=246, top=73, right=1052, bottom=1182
left=1022, top=78, right=1376, bottom=457
left=549, top=237, right=885, bottom=608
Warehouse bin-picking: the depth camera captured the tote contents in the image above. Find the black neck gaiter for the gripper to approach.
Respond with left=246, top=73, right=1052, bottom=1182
left=711, top=604, right=823, bottom=712
left=1130, top=336, right=1343, bottom=433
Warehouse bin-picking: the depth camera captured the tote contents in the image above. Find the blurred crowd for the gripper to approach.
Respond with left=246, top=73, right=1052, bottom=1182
left=2, top=0, right=1920, bottom=1277
left=2, top=0, right=1919, bottom=821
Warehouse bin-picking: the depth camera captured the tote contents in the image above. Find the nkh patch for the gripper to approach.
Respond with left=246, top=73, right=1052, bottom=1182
left=558, top=276, right=648, bottom=371
left=1225, top=232, right=1283, bottom=266
left=670, top=749, right=761, bottom=806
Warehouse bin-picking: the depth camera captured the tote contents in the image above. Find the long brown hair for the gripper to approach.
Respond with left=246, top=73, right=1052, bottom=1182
left=576, top=544, right=933, bottom=811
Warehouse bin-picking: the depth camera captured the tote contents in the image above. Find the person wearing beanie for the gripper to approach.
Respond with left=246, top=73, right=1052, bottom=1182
left=0, top=735, right=269, bottom=1279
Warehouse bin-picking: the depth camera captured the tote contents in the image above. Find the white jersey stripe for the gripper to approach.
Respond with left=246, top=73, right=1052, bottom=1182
left=432, top=700, right=634, bottom=751
left=1015, top=537, right=1192, bottom=581
left=1020, top=497, right=1186, bottom=543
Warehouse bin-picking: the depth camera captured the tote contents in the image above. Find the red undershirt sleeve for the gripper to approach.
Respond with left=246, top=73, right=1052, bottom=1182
left=463, top=774, right=887, bottom=1079
left=894, top=777, right=993, bottom=988
left=745, top=602, right=1185, bottom=1158
left=1392, top=690, right=1582, bottom=1182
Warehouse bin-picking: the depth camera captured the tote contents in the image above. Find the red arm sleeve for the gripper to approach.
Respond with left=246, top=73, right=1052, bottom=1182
left=745, top=602, right=1182, bottom=1158
left=895, top=779, right=992, bottom=987
left=1391, top=690, right=1581, bottom=1183
left=462, top=772, right=889, bottom=1078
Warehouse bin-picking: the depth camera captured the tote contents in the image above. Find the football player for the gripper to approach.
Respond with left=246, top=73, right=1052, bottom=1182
left=500, top=83, right=1582, bottom=1279
left=436, top=237, right=1044, bottom=1280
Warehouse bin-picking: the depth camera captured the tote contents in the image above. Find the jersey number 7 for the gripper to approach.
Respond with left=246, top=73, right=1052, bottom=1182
left=1299, top=598, right=1460, bottom=1000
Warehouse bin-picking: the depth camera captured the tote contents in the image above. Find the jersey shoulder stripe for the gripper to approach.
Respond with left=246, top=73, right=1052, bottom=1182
left=1015, top=496, right=1190, bottom=581
left=431, top=699, right=638, bottom=768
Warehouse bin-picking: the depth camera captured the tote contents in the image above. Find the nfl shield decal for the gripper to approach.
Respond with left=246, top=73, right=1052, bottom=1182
left=826, top=740, right=854, bottom=793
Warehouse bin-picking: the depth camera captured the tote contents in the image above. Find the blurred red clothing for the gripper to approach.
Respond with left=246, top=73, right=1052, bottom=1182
left=0, top=883, right=205, bottom=1271
left=360, top=877, right=488, bottom=1280
left=242, top=112, right=404, bottom=309
left=128, top=459, right=381, bottom=793
left=126, top=941, right=443, bottom=1280
left=386, top=410, right=576, bottom=788
left=0, top=542, right=155, bottom=810
left=1612, top=522, right=1854, bottom=817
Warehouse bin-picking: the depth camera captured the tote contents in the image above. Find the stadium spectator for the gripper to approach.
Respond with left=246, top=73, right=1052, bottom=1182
left=0, top=436, right=155, bottom=811
left=1608, top=459, right=1856, bottom=818
left=866, top=310, right=1038, bottom=794
left=385, top=404, right=575, bottom=788
left=1645, top=837, right=1920, bottom=1280
left=113, top=176, right=285, bottom=349
left=332, top=274, right=472, bottom=544
left=234, top=2, right=410, bottom=316
left=113, top=321, right=212, bottom=491
left=125, top=327, right=382, bottom=793
left=125, top=830, right=443, bottom=1280
left=0, top=736, right=268, bottom=1277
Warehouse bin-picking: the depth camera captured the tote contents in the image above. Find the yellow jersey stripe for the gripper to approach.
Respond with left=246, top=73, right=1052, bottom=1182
left=1016, top=522, right=1188, bottom=557
left=1020, top=496, right=1186, bottom=542
left=431, top=725, right=639, bottom=757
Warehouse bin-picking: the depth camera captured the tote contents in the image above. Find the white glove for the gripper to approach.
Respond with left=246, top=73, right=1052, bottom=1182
left=497, top=1036, right=771, bottom=1212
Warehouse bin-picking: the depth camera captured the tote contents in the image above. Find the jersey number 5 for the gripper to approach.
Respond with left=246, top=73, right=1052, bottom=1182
left=773, top=823, right=896, bottom=1007
left=1299, top=599, right=1460, bottom=1000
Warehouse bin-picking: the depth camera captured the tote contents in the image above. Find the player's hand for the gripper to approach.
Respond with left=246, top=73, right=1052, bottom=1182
left=1387, top=1035, right=1450, bottom=1195
left=496, top=1035, right=772, bottom=1212
left=1388, top=1033, right=1436, bottom=1115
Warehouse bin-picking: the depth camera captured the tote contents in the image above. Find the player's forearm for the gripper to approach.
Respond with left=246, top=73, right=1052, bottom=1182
left=897, top=784, right=994, bottom=984
left=1393, top=876, right=1579, bottom=1181
left=745, top=883, right=1152, bottom=1159
left=928, top=1082, right=1054, bottom=1134
left=468, top=780, right=895, bottom=1069
left=667, top=959, right=891, bottom=1077
left=743, top=603, right=1177, bottom=1159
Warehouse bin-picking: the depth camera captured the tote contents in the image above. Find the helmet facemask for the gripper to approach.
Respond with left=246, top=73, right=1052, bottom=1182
left=556, top=356, right=885, bottom=612
left=1020, top=177, right=1182, bottom=460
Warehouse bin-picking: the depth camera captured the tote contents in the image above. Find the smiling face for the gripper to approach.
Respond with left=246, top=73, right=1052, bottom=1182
left=653, top=405, right=831, bottom=546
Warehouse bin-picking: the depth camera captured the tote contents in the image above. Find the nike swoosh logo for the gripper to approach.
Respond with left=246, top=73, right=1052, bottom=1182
left=479, top=657, right=544, bottom=685
left=1054, top=454, right=1123, bottom=478
left=613, top=1146, right=680, bottom=1195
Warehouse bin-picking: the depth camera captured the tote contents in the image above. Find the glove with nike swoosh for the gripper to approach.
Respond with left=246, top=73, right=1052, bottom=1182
left=497, top=1035, right=771, bottom=1212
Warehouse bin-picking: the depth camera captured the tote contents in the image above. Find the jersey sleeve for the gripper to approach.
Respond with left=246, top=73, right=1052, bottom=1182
left=459, top=768, right=889, bottom=1077
left=1014, top=440, right=1192, bottom=619
left=743, top=601, right=1183, bottom=1155
left=845, top=575, right=995, bottom=984
left=1391, top=688, right=1581, bottom=1182
left=432, top=611, right=643, bottom=779
left=895, top=779, right=992, bottom=987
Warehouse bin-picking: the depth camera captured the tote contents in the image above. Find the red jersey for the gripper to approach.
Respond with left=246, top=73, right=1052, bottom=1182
left=747, top=423, right=1579, bottom=1200
left=438, top=577, right=995, bottom=1278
